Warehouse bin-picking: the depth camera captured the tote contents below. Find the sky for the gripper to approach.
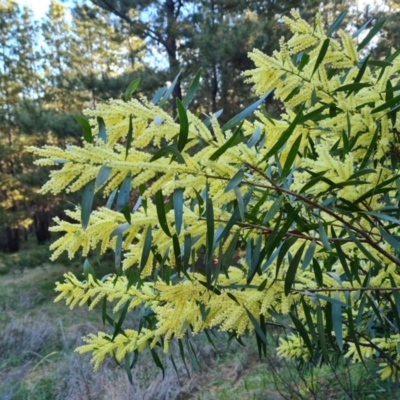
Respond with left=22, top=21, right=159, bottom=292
left=18, top=0, right=386, bottom=20
left=18, top=0, right=51, bottom=19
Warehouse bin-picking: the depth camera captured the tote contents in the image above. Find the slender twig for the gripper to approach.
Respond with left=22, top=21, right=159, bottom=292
left=208, top=217, right=372, bottom=244
left=294, top=287, right=400, bottom=293
left=343, top=327, right=400, bottom=372
left=245, top=163, right=400, bottom=267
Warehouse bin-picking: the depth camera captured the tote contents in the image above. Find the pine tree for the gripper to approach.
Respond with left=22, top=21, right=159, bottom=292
left=0, top=1, right=44, bottom=251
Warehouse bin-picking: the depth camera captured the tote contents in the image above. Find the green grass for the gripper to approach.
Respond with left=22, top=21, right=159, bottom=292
left=1, top=241, right=400, bottom=399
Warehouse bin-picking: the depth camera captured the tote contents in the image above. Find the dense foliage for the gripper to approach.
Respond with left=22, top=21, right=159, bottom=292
left=29, top=9, right=400, bottom=383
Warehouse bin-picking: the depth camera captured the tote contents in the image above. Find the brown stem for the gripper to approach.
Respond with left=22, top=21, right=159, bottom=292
left=245, top=163, right=400, bottom=267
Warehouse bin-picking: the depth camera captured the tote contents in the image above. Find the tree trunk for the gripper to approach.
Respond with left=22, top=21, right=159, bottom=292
left=6, top=227, right=19, bottom=253
left=211, top=63, right=218, bottom=112
left=164, top=0, right=182, bottom=117
left=33, top=209, right=51, bottom=245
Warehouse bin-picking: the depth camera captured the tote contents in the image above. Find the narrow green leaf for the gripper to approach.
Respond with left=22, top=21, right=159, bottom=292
left=210, top=121, right=244, bottom=161
left=297, top=53, right=310, bottom=71
left=281, top=134, right=302, bottom=179
left=205, top=185, right=215, bottom=266
left=183, top=234, right=192, bottom=271
left=139, top=226, right=153, bottom=273
left=360, top=211, right=400, bottom=225
left=116, top=173, right=132, bottom=212
left=97, top=117, right=107, bottom=143
left=176, top=98, right=189, bottom=152
left=50, top=159, right=69, bottom=164
left=284, top=242, right=306, bottom=295
left=352, top=17, right=373, bottom=39
left=354, top=55, right=371, bottom=87
left=173, top=235, right=183, bottom=275
left=125, top=115, right=133, bottom=159
left=115, top=233, right=123, bottom=271
left=95, top=165, right=111, bottom=188
left=221, top=91, right=272, bottom=132
left=299, top=172, right=332, bottom=194
left=247, top=236, right=263, bottom=284
left=327, top=10, right=347, bottom=37
left=379, top=226, right=400, bottom=253
left=227, top=292, right=240, bottom=305
left=301, top=240, right=316, bottom=270
left=356, top=293, right=367, bottom=326
left=333, top=82, right=372, bottom=93
left=315, top=293, right=348, bottom=308
left=390, top=275, right=400, bottom=323
left=299, top=104, right=330, bottom=124
left=247, top=126, right=261, bottom=148
left=106, top=188, right=117, bottom=209
left=111, top=301, right=129, bottom=341
left=283, top=86, right=300, bottom=103
left=263, top=104, right=304, bottom=161
left=312, top=258, right=323, bottom=287
left=219, top=207, right=241, bottom=242
left=150, top=348, right=165, bottom=378
left=182, top=68, right=201, bottom=108
left=277, top=237, right=297, bottom=272
left=355, top=174, right=398, bottom=203
left=311, top=88, right=318, bottom=106
left=268, top=209, right=297, bottom=262
left=124, top=78, right=141, bottom=101
left=349, top=168, right=376, bottom=180
left=301, top=297, right=318, bottom=344
left=203, top=109, right=223, bottom=127
left=234, top=187, right=245, bottom=221
left=173, top=188, right=184, bottom=236
left=178, top=339, right=190, bottom=377
left=120, top=204, right=131, bottom=224
left=124, top=354, right=134, bottom=385
left=75, top=115, right=93, bottom=143
left=245, top=307, right=267, bottom=344
left=81, top=180, right=95, bottom=230
left=150, top=145, right=186, bottom=164
left=368, top=60, right=392, bottom=68
left=319, top=221, right=332, bottom=250
left=357, top=19, right=385, bottom=51
left=316, top=305, right=329, bottom=362
left=312, top=38, right=330, bottom=77
left=346, top=228, right=381, bottom=265
left=102, top=297, right=107, bottom=325
left=263, top=195, right=284, bottom=224
left=366, top=295, right=385, bottom=331
left=386, top=47, right=400, bottom=63
left=155, top=190, right=171, bottom=238
left=289, top=312, right=313, bottom=355
left=83, top=258, right=91, bottom=282
left=331, top=227, right=352, bottom=281
left=159, top=70, right=182, bottom=108
left=151, top=87, right=167, bottom=105
left=371, top=94, right=400, bottom=114
left=224, top=169, right=244, bottom=193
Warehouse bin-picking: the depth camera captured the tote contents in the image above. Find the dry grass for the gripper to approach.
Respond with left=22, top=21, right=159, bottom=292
left=0, top=262, right=262, bottom=399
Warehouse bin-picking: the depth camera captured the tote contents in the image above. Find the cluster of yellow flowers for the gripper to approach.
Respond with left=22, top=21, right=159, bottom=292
left=29, top=10, right=400, bottom=381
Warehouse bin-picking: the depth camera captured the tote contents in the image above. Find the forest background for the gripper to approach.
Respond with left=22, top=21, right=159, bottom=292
left=1, top=0, right=399, bottom=253
left=1, top=0, right=399, bottom=254
left=2, top=0, right=400, bottom=399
